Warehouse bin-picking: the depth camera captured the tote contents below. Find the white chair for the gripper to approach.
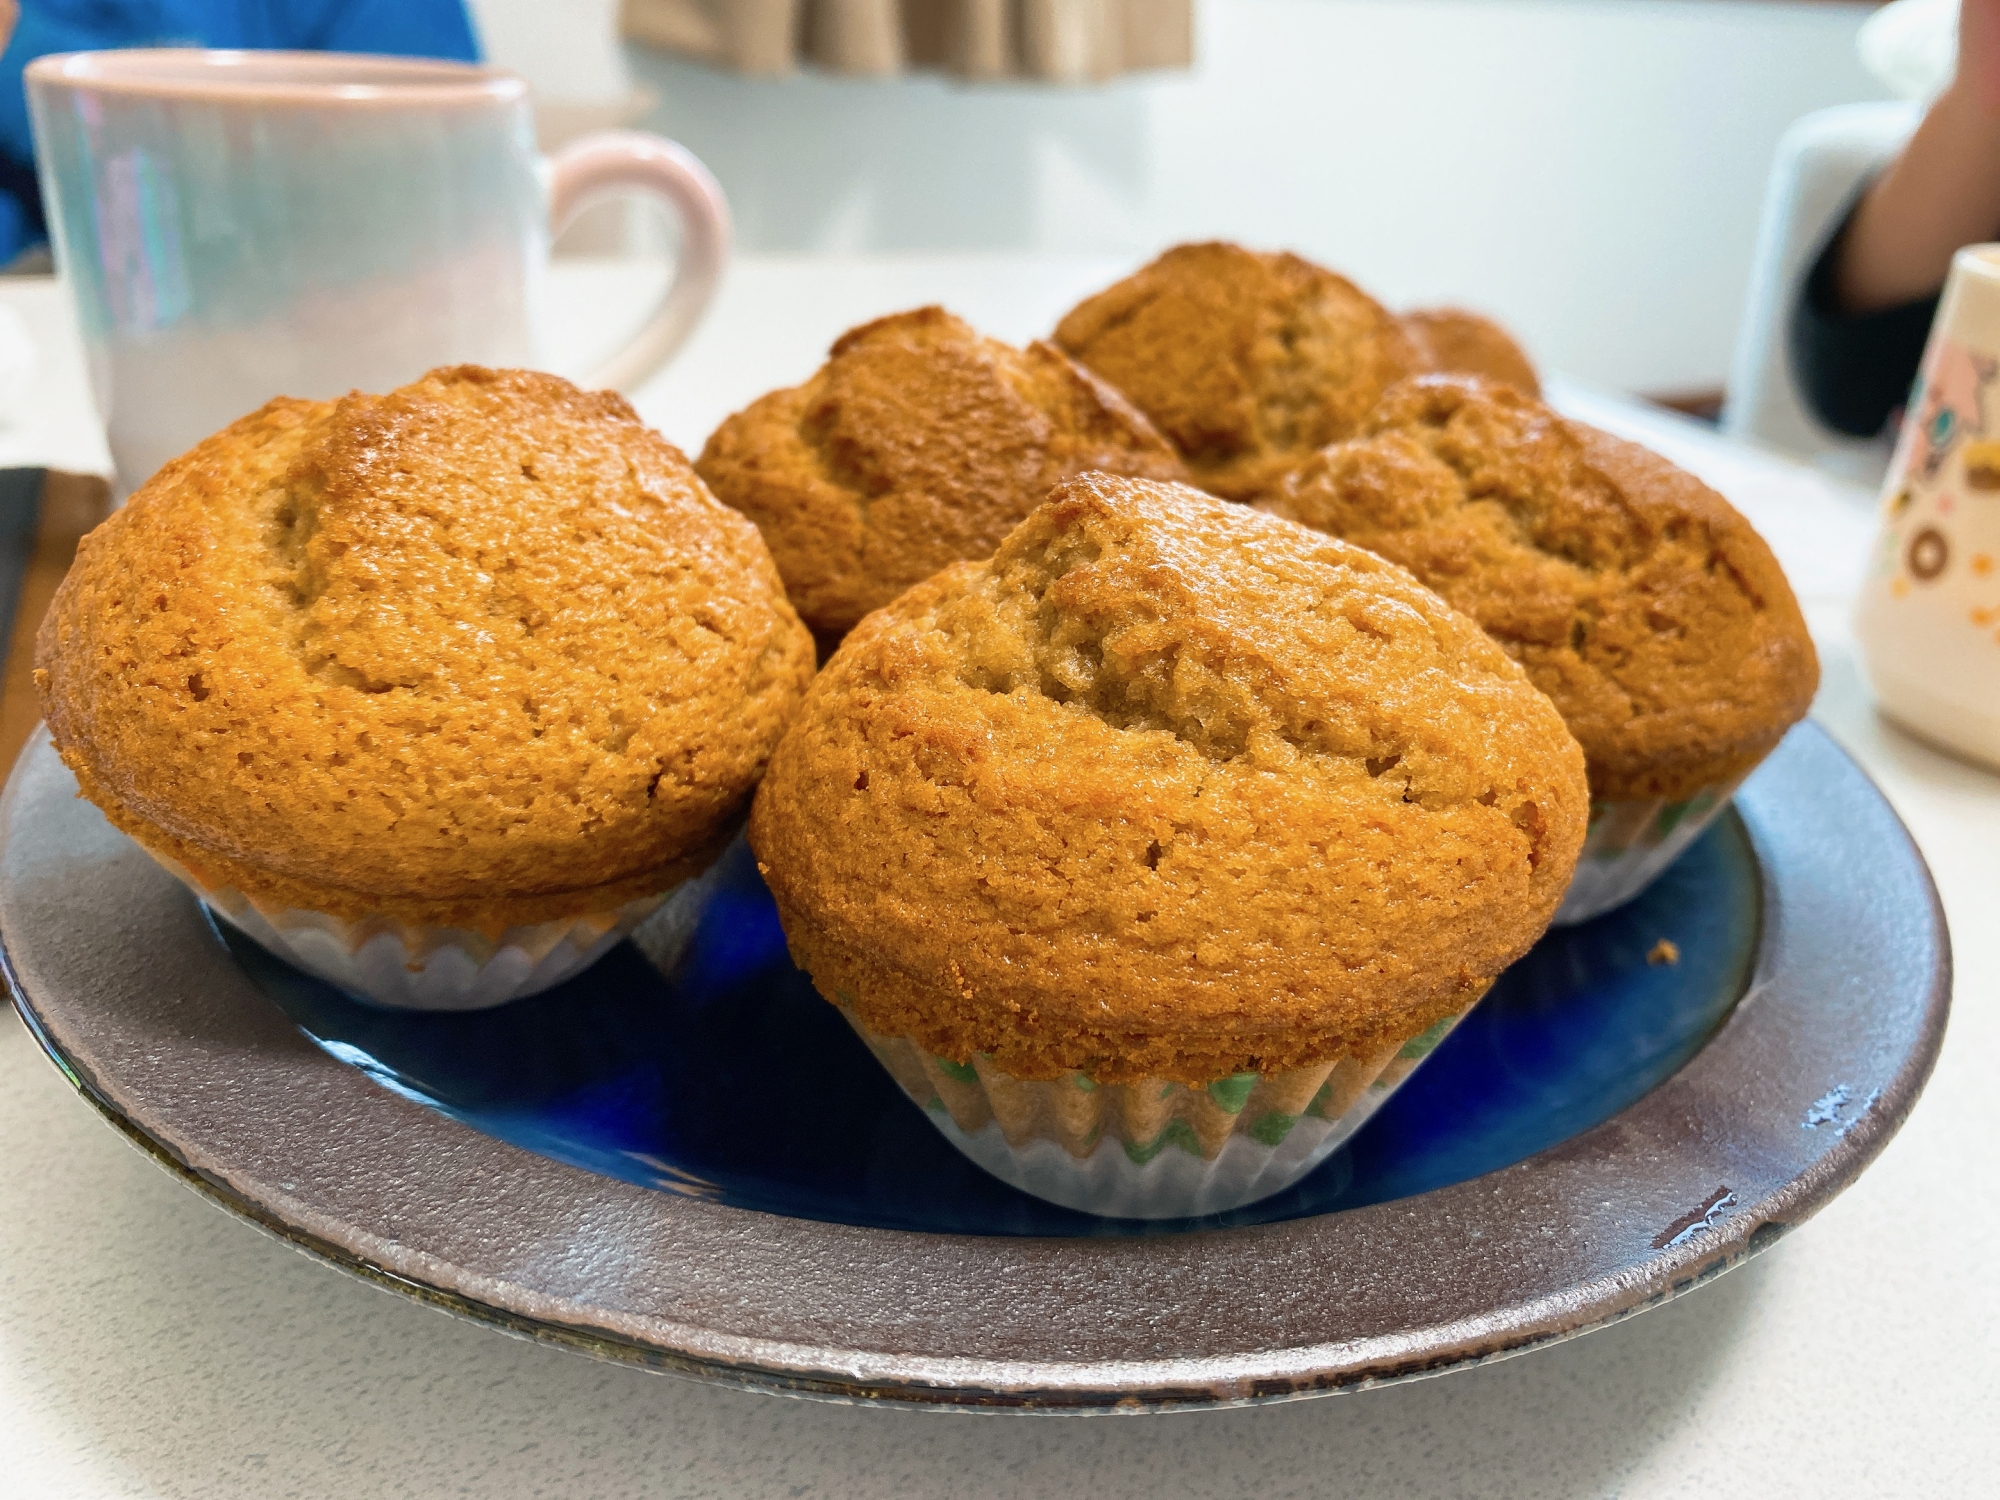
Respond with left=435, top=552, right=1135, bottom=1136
left=1720, top=100, right=1921, bottom=479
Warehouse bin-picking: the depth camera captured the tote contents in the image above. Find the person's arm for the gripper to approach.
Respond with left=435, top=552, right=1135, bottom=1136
left=1835, top=0, right=2000, bottom=313
left=1790, top=0, right=2000, bottom=436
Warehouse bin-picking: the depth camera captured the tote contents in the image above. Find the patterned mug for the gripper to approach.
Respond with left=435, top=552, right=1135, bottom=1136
left=1854, top=243, right=2000, bottom=770
left=26, top=49, right=730, bottom=494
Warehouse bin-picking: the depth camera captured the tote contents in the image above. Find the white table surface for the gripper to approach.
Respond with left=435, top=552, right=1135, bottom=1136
left=1, top=258, right=1995, bottom=1499
left=0, top=279, right=112, bottom=479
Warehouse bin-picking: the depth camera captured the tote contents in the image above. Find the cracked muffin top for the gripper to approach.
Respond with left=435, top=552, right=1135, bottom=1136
left=749, top=472, right=1588, bottom=1084
left=696, top=306, right=1188, bottom=643
left=37, top=365, right=815, bottom=930
left=1264, top=376, right=1819, bottom=803
left=1052, top=243, right=1424, bottom=503
left=1051, top=245, right=1540, bottom=505
left=1400, top=307, right=1541, bottom=397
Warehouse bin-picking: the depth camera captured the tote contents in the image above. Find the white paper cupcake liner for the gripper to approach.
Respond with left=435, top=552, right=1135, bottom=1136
left=842, top=1004, right=1475, bottom=1219
left=1552, top=770, right=1750, bottom=926
left=152, top=850, right=719, bottom=1011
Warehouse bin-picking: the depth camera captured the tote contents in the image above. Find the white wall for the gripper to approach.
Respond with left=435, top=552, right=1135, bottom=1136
left=464, top=0, right=632, bottom=102
left=478, top=1, right=1892, bottom=393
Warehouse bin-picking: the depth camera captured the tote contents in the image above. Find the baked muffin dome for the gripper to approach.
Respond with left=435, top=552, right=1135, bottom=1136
left=1401, top=307, right=1541, bottom=397
left=749, top=472, right=1589, bottom=1084
left=1052, top=243, right=1423, bottom=503
left=37, top=366, right=815, bottom=930
left=1265, top=375, right=1819, bottom=803
left=696, top=306, right=1188, bottom=641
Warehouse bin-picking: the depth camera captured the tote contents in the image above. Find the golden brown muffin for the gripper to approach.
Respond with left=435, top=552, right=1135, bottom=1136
left=1052, top=243, right=1424, bottom=503
left=696, top=306, right=1188, bottom=642
left=1265, top=375, right=1819, bottom=803
left=37, top=366, right=815, bottom=932
left=1401, top=307, right=1541, bottom=397
left=749, top=472, right=1589, bottom=1084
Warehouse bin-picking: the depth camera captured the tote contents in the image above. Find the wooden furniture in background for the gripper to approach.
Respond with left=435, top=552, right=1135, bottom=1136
left=1643, top=386, right=1728, bottom=425
left=0, top=471, right=112, bottom=774
left=621, top=0, right=1193, bottom=82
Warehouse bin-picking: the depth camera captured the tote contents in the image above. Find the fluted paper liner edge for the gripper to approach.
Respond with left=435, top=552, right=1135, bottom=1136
left=842, top=999, right=1481, bottom=1219
left=1553, top=769, right=1750, bottom=926
left=148, top=849, right=716, bottom=1011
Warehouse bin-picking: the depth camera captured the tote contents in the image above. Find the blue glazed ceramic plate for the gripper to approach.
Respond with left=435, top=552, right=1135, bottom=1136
left=0, top=724, right=1950, bottom=1408
left=226, top=814, right=1760, bottom=1238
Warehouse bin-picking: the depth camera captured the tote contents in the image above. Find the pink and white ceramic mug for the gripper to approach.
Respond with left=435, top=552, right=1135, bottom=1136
left=26, top=49, right=730, bottom=492
left=1855, top=243, right=2000, bottom=770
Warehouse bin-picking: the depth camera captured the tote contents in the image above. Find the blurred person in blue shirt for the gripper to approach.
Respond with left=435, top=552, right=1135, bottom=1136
left=0, top=0, right=482, bottom=267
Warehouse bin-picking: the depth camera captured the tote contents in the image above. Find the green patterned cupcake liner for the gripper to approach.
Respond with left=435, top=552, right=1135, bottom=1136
left=1552, top=770, right=1750, bottom=926
left=841, top=1003, right=1476, bottom=1219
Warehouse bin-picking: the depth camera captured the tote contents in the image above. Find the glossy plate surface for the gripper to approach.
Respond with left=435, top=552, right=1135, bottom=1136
left=222, top=817, right=1759, bottom=1238
left=0, top=725, right=1950, bottom=1408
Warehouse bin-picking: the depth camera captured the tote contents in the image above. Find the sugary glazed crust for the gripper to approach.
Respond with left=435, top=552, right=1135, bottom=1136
left=749, top=473, right=1589, bottom=1084
left=696, top=306, right=1188, bottom=638
left=1266, top=376, right=1820, bottom=803
left=37, top=366, right=814, bottom=930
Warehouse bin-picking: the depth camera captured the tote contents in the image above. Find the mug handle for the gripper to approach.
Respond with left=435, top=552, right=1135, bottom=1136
left=545, top=130, right=732, bottom=393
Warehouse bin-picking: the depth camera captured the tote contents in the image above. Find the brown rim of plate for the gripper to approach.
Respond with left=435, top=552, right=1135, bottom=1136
left=0, top=724, right=1950, bottom=1412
